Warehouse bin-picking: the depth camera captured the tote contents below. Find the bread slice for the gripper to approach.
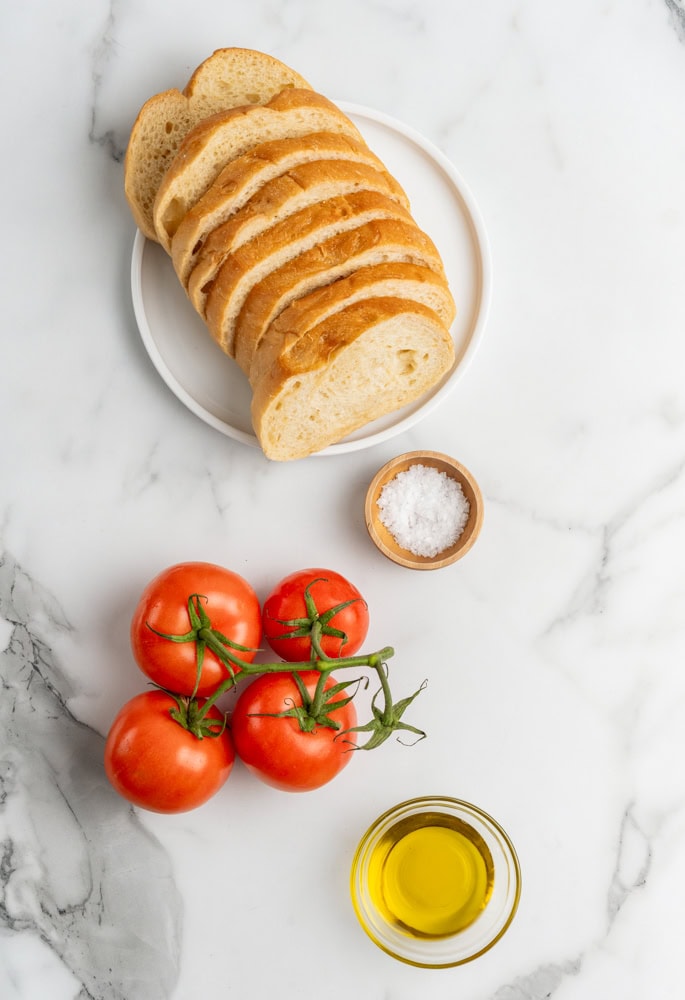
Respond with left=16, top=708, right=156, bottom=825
left=185, top=158, right=409, bottom=315
left=183, top=47, right=311, bottom=105
left=201, top=190, right=415, bottom=362
left=153, top=89, right=365, bottom=252
left=249, top=262, right=456, bottom=387
left=233, top=217, right=447, bottom=374
left=171, top=132, right=409, bottom=287
left=250, top=297, right=455, bottom=461
left=124, top=48, right=312, bottom=240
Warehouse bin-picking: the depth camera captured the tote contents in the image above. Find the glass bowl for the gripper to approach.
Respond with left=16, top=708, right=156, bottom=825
left=350, top=796, right=520, bottom=967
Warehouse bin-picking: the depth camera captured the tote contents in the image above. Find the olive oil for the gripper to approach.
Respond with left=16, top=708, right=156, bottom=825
left=367, top=811, right=494, bottom=938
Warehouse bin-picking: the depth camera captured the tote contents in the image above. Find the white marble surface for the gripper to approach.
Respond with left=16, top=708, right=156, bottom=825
left=2, top=1, right=685, bottom=997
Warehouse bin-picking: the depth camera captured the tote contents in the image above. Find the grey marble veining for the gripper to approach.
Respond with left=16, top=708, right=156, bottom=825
left=0, top=555, right=182, bottom=999
left=88, top=1, right=128, bottom=163
left=664, top=0, right=685, bottom=40
left=487, top=804, right=653, bottom=1000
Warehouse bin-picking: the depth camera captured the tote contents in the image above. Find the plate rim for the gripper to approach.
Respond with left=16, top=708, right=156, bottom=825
left=130, top=101, right=492, bottom=457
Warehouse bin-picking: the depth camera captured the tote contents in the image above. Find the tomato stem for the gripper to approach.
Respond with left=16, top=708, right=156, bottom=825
left=194, top=644, right=396, bottom=723
left=310, top=668, right=331, bottom=717
left=154, top=590, right=424, bottom=750
left=374, top=660, right=395, bottom=726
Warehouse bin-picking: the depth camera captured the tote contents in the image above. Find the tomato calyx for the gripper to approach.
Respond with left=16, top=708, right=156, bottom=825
left=146, top=593, right=258, bottom=695
left=339, top=670, right=428, bottom=751
left=264, top=578, right=364, bottom=659
left=162, top=689, right=228, bottom=740
left=248, top=670, right=366, bottom=734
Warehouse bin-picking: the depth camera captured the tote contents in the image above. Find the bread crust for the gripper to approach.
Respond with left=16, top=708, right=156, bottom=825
left=124, top=48, right=312, bottom=240
left=152, top=90, right=365, bottom=251
left=172, top=135, right=410, bottom=287
left=233, top=217, right=447, bottom=375
left=184, top=158, right=410, bottom=317
left=250, top=298, right=455, bottom=460
left=202, top=190, right=414, bottom=362
left=249, top=261, right=456, bottom=387
left=183, top=47, right=311, bottom=103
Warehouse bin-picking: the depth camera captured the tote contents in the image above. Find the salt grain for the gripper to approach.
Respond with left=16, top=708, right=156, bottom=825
left=376, top=463, right=470, bottom=557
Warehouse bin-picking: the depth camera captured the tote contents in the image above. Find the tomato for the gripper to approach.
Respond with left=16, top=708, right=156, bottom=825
left=262, top=568, right=369, bottom=661
left=231, top=671, right=358, bottom=791
left=131, top=562, right=262, bottom=697
left=104, top=690, right=235, bottom=813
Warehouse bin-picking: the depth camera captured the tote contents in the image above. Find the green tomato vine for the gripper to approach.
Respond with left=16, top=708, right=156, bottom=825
left=149, top=585, right=426, bottom=750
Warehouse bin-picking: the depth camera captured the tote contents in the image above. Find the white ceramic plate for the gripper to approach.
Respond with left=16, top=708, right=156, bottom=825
left=130, top=103, right=492, bottom=455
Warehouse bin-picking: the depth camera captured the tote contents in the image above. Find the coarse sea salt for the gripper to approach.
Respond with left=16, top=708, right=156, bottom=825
left=376, top=463, right=470, bottom=558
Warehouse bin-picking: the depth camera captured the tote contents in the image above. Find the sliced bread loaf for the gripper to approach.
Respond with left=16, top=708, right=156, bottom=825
left=124, top=47, right=460, bottom=460
left=171, top=132, right=409, bottom=287
left=124, top=48, right=312, bottom=240
left=153, top=89, right=365, bottom=252
left=184, top=158, right=410, bottom=314
left=233, top=217, right=447, bottom=374
left=201, top=190, right=415, bottom=361
left=249, top=261, right=456, bottom=387
left=250, top=297, right=455, bottom=461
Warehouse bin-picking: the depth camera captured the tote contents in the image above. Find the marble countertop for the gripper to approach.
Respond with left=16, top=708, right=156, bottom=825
left=3, top=1, right=685, bottom=998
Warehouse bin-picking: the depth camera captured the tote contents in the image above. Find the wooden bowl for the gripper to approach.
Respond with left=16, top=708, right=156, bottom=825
left=365, top=451, right=484, bottom=570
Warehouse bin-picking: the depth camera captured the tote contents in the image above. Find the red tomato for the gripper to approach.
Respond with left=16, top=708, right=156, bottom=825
left=231, top=671, right=357, bottom=792
left=131, top=562, right=262, bottom=697
left=262, top=568, right=369, bottom=661
left=104, top=690, right=235, bottom=813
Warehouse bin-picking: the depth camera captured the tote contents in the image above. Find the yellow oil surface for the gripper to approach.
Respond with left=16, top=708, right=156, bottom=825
left=368, top=812, right=494, bottom=938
